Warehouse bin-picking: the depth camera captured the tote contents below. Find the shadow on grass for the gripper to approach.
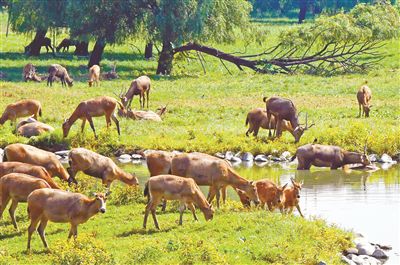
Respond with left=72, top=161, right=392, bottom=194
left=0, top=230, right=24, bottom=240
left=117, top=226, right=176, bottom=237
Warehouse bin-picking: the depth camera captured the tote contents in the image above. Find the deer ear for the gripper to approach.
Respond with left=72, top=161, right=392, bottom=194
left=282, top=183, right=288, bottom=190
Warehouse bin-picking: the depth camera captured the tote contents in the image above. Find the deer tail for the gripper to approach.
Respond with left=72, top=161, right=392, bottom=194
left=2, top=151, right=7, bottom=162
left=143, top=181, right=149, bottom=198
left=39, top=107, right=42, bottom=117
left=245, top=116, right=249, bottom=126
left=290, top=151, right=297, bottom=162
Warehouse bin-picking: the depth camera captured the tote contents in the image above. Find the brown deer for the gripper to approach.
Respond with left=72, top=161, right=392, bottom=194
left=3, top=143, right=71, bottom=183
left=143, top=174, right=214, bottom=229
left=357, top=81, right=372, bottom=118
left=22, top=63, right=41, bottom=82
left=0, top=99, right=42, bottom=126
left=101, top=63, right=118, bottom=80
left=47, top=64, right=73, bottom=87
left=245, top=107, right=294, bottom=137
left=0, top=173, right=51, bottom=230
left=291, top=143, right=371, bottom=170
left=27, top=189, right=108, bottom=250
left=171, top=152, right=259, bottom=208
left=16, top=117, right=54, bottom=137
left=263, top=96, right=314, bottom=143
left=24, top=37, right=54, bottom=54
left=62, top=96, right=124, bottom=138
left=235, top=179, right=285, bottom=212
left=118, top=106, right=167, bottom=122
left=88, top=65, right=100, bottom=87
left=118, top=75, right=151, bottom=109
left=281, top=178, right=304, bottom=217
left=67, top=148, right=138, bottom=188
left=56, top=38, right=79, bottom=52
left=0, top=162, right=61, bottom=189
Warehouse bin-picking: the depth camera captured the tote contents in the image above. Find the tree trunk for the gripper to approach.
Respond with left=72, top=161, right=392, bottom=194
left=144, top=42, right=153, bottom=59
left=25, top=29, right=47, bottom=56
left=88, top=40, right=106, bottom=68
left=74, top=41, right=89, bottom=56
left=298, top=0, right=307, bottom=24
left=156, top=41, right=174, bottom=75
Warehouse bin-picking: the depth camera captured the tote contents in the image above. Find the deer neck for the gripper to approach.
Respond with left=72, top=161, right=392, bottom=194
left=343, top=151, right=362, bottom=165
left=57, top=165, right=70, bottom=182
left=193, top=187, right=210, bottom=211
left=290, top=116, right=300, bottom=130
left=227, top=169, right=249, bottom=190
left=115, top=168, right=137, bottom=185
left=85, top=198, right=101, bottom=219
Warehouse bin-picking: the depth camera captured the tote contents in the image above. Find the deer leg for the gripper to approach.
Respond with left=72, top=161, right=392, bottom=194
left=358, top=104, right=361, bottom=117
left=80, top=119, right=86, bottom=133
left=9, top=200, right=19, bottom=230
left=111, top=113, right=121, bottom=135
left=253, top=126, right=260, bottom=137
left=207, top=185, right=218, bottom=206
left=86, top=116, right=97, bottom=138
left=267, top=113, right=272, bottom=137
left=0, top=194, right=10, bottom=219
left=139, top=94, right=143, bottom=109
left=221, top=185, right=227, bottom=204
left=161, top=200, right=167, bottom=212
left=296, top=204, right=304, bottom=218
left=37, top=218, right=49, bottom=248
left=105, top=114, right=111, bottom=128
left=143, top=200, right=151, bottom=229
left=178, top=202, right=186, bottom=225
left=146, top=90, right=150, bottom=109
left=187, top=202, right=198, bottom=221
left=27, top=216, right=41, bottom=250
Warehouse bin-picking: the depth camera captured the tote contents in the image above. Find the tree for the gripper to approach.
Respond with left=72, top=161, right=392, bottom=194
left=143, top=0, right=252, bottom=75
left=8, top=0, right=67, bottom=56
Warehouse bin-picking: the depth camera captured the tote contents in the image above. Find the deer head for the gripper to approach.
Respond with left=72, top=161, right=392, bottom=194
left=293, top=113, right=315, bottom=143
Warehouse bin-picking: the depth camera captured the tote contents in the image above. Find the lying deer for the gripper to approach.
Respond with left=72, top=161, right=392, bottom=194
left=0, top=173, right=51, bottom=230
left=263, top=96, right=314, bottom=143
left=0, top=99, right=42, bottom=126
left=16, top=117, right=54, bottom=138
left=171, top=152, right=259, bottom=208
left=118, top=106, right=167, bottom=122
left=118, top=75, right=151, bottom=109
left=62, top=96, right=124, bottom=138
left=67, top=148, right=138, bottom=188
left=0, top=161, right=61, bottom=189
left=291, top=143, right=371, bottom=170
left=3, top=143, right=71, bottom=183
left=101, top=63, right=118, bottom=80
left=143, top=174, right=214, bottom=229
left=22, top=63, right=41, bottom=82
left=357, top=81, right=372, bottom=118
left=88, top=65, right=100, bottom=87
left=27, top=189, right=108, bottom=250
left=281, top=178, right=304, bottom=217
left=245, top=107, right=293, bottom=137
left=47, top=64, right=73, bottom=87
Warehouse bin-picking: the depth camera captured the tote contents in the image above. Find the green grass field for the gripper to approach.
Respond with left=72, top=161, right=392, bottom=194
left=0, top=11, right=398, bottom=264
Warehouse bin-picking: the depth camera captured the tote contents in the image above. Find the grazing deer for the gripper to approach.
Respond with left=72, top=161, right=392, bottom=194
left=22, top=63, right=41, bottom=82
left=0, top=173, right=51, bottom=230
left=357, top=81, right=372, bottom=118
left=88, top=65, right=100, bottom=87
left=24, top=37, right=54, bottom=54
left=3, top=143, right=71, bottom=183
left=0, top=162, right=61, bottom=189
left=118, top=106, right=167, bottom=122
left=245, top=107, right=294, bottom=137
left=143, top=174, right=214, bottom=229
left=171, top=152, right=259, bottom=208
left=235, top=179, right=285, bottom=211
left=263, top=96, right=314, bottom=143
left=27, top=189, right=108, bottom=250
left=281, top=178, right=304, bottom=217
left=16, top=117, right=54, bottom=138
left=62, top=96, right=124, bottom=138
left=67, top=148, right=138, bottom=188
left=56, top=38, right=78, bottom=52
left=118, top=76, right=151, bottom=109
left=291, top=143, right=371, bottom=170
left=47, top=64, right=73, bottom=87
left=0, top=99, right=42, bottom=126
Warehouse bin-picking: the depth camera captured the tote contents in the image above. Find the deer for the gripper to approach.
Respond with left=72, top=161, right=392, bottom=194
left=22, top=63, right=41, bottom=82
left=24, top=37, right=54, bottom=54
left=291, top=143, right=371, bottom=170
left=3, top=143, right=72, bottom=183
left=62, top=96, right=124, bottom=138
left=101, top=63, right=118, bottom=80
left=16, top=117, right=54, bottom=138
left=0, top=162, right=61, bottom=189
left=171, top=152, right=259, bottom=208
left=0, top=173, right=51, bottom=230
left=234, top=179, right=285, bottom=212
left=88, top=65, right=100, bottom=87
left=281, top=178, right=304, bottom=217
left=47, top=64, right=74, bottom=87
left=118, top=75, right=151, bottom=109
left=27, top=189, right=108, bottom=250
left=263, top=96, right=314, bottom=143
left=245, top=107, right=294, bottom=137
left=143, top=174, right=214, bottom=230
left=118, top=106, right=167, bottom=122
left=67, top=148, right=138, bottom=188
left=56, top=38, right=79, bottom=52
left=0, top=99, right=42, bottom=126
left=357, top=81, right=372, bottom=118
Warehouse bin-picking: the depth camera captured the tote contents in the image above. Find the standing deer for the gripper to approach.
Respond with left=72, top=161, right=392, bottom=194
left=88, top=65, right=100, bottom=87
left=0, top=99, right=42, bottom=126
left=357, top=81, right=372, bottom=118
left=24, top=37, right=54, bottom=54
left=281, top=178, right=304, bottom=217
left=118, top=76, right=151, bottom=109
left=263, top=96, right=314, bottom=143
left=47, top=64, right=74, bottom=87
left=245, top=107, right=294, bottom=137
left=62, top=96, right=124, bottom=138
left=143, top=175, right=214, bottom=229
left=56, top=38, right=79, bottom=52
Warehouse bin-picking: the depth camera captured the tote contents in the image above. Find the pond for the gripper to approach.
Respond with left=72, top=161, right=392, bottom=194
left=117, top=160, right=400, bottom=264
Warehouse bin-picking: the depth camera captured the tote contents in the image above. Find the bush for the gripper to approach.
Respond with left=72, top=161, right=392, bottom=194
left=108, top=184, right=144, bottom=206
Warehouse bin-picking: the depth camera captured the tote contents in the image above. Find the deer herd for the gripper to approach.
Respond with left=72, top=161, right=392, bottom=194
left=0, top=62, right=375, bottom=251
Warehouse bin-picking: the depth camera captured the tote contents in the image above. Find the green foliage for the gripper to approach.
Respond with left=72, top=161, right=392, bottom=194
left=108, top=185, right=144, bottom=206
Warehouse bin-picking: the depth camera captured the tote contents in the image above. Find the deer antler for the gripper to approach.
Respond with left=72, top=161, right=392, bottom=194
left=304, top=113, right=315, bottom=130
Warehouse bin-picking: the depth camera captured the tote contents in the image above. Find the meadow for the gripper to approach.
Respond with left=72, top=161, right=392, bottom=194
left=0, top=11, right=398, bottom=264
